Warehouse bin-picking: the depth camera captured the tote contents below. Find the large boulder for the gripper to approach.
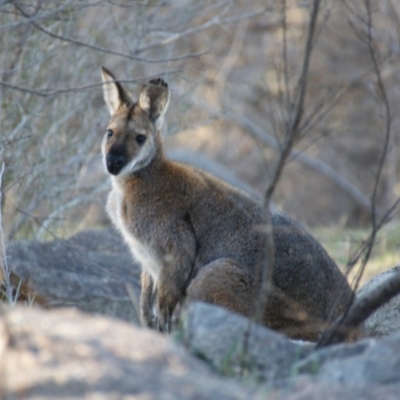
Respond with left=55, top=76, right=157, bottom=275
left=7, top=228, right=141, bottom=322
left=183, top=303, right=400, bottom=398
left=2, top=300, right=400, bottom=399
left=0, top=306, right=260, bottom=399
left=182, top=301, right=312, bottom=382
left=294, top=333, right=400, bottom=385
left=2, top=304, right=400, bottom=400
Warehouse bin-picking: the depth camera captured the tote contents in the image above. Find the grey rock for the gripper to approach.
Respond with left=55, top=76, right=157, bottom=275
left=182, top=302, right=312, bottom=382
left=317, top=335, right=400, bottom=385
left=293, top=340, right=370, bottom=375
left=8, top=228, right=141, bottom=323
left=2, top=303, right=400, bottom=400
left=266, top=377, right=400, bottom=400
left=293, top=334, right=400, bottom=385
left=357, top=265, right=400, bottom=337
left=1, top=306, right=261, bottom=400
left=6, top=229, right=400, bottom=398
left=182, top=302, right=400, bottom=390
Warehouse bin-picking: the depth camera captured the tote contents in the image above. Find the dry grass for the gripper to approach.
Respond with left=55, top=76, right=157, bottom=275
left=312, top=221, right=400, bottom=288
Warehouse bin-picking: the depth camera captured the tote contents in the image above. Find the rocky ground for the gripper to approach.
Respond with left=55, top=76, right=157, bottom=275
left=1, top=228, right=400, bottom=399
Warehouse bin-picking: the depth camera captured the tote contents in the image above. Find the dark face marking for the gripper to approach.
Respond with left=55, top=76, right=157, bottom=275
left=102, top=104, right=156, bottom=176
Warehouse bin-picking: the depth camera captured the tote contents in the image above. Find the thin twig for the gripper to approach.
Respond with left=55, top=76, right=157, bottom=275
left=136, top=6, right=269, bottom=55
left=0, top=68, right=187, bottom=97
left=256, top=0, right=321, bottom=320
left=346, top=0, right=392, bottom=295
left=281, top=0, right=291, bottom=108
left=14, top=3, right=207, bottom=64
left=228, top=112, right=372, bottom=212
left=0, top=163, right=15, bottom=303
left=240, top=3, right=322, bottom=373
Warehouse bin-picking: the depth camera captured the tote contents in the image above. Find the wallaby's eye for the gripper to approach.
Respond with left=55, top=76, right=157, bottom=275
left=136, top=134, right=146, bottom=145
left=106, top=129, right=113, bottom=138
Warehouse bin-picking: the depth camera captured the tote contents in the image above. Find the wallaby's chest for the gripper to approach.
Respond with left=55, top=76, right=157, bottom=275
left=107, top=188, right=162, bottom=281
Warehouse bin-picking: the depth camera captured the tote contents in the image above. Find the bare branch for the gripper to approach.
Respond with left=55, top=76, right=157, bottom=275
left=280, top=0, right=291, bottom=108
left=255, top=0, right=321, bottom=322
left=14, top=3, right=207, bottom=64
left=35, top=182, right=109, bottom=240
left=0, top=68, right=186, bottom=97
left=317, top=0, right=394, bottom=347
left=347, top=0, right=392, bottom=294
left=229, top=113, right=372, bottom=213
left=136, top=6, right=269, bottom=55
left=0, top=163, right=15, bottom=303
left=0, top=0, right=80, bottom=31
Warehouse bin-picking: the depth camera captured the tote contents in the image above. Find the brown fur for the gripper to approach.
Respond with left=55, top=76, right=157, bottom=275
left=100, top=67, right=354, bottom=340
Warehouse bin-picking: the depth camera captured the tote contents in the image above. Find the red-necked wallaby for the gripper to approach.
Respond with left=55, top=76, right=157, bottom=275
left=100, top=66, right=354, bottom=340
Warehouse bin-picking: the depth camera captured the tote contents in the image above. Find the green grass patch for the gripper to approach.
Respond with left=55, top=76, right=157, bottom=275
left=311, top=221, right=400, bottom=287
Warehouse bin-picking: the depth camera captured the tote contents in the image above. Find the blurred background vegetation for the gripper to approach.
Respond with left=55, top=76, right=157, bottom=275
left=0, top=0, right=399, bottom=283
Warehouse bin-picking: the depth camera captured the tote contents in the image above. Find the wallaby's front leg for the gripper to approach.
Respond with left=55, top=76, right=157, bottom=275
left=156, top=277, right=182, bottom=332
left=140, top=271, right=156, bottom=328
left=155, top=231, right=196, bottom=332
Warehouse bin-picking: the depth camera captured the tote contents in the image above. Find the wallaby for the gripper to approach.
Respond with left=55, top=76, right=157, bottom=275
left=100, top=66, right=354, bottom=341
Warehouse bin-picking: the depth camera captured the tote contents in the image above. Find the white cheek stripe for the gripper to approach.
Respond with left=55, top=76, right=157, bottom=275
left=119, top=140, right=156, bottom=176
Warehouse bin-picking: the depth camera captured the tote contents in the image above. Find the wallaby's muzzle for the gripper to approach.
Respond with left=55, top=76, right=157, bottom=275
left=106, top=153, right=126, bottom=175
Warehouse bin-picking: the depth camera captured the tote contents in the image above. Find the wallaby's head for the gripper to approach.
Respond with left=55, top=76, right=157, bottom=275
left=100, top=66, right=170, bottom=176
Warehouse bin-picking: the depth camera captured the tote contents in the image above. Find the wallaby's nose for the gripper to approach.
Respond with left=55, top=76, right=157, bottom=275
left=106, top=153, right=125, bottom=175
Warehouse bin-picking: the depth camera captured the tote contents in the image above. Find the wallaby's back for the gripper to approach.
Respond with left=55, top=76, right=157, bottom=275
left=268, top=212, right=353, bottom=339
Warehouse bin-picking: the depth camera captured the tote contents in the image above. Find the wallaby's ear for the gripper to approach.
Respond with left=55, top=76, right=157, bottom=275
left=101, top=66, right=131, bottom=116
left=138, top=78, right=170, bottom=129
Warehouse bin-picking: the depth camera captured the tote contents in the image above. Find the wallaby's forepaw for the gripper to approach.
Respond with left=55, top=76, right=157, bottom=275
left=140, top=313, right=156, bottom=329
left=149, top=78, right=168, bottom=88
left=156, top=318, right=170, bottom=333
left=155, top=309, right=171, bottom=333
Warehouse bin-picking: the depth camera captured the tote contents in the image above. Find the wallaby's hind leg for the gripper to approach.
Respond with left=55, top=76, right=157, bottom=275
left=186, top=259, right=257, bottom=318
